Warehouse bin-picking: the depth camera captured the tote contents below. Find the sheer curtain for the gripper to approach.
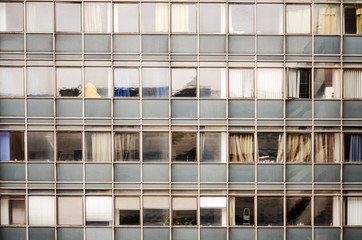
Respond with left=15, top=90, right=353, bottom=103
left=286, top=134, right=312, bottom=162
left=347, top=197, right=362, bottom=225
left=229, top=69, right=254, bottom=98
left=316, top=6, right=339, bottom=34
left=86, top=197, right=112, bottom=225
left=343, top=70, right=362, bottom=98
left=156, top=4, right=168, bottom=32
left=84, top=3, right=110, bottom=33
left=348, top=135, right=362, bottom=162
left=115, top=133, right=139, bottom=161
left=287, top=6, right=310, bottom=33
left=172, top=5, right=189, bottom=32
left=288, top=69, right=300, bottom=98
left=229, top=134, right=254, bottom=162
left=88, top=132, right=111, bottom=162
left=29, top=196, right=55, bottom=225
left=257, top=69, right=283, bottom=99
left=229, top=197, right=236, bottom=225
left=315, top=133, right=340, bottom=163
left=333, top=197, right=340, bottom=226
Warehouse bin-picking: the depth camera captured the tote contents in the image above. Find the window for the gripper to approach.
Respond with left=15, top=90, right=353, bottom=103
left=57, top=132, right=82, bottom=161
left=343, top=69, right=362, bottom=98
left=314, top=5, right=340, bottom=34
left=142, top=132, right=169, bottom=162
left=115, top=197, right=140, bottom=225
left=315, top=133, right=340, bottom=163
left=258, top=133, right=283, bottom=163
left=314, top=196, right=340, bottom=226
left=229, top=133, right=254, bottom=163
left=200, top=68, right=226, bottom=98
left=345, top=195, right=362, bottom=225
left=172, top=197, right=197, bottom=225
left=257, top=197, right=283, bottom=226
left=315, top=69, right=340, bottom=99
left=143, top=197, right=169, bottom=226
left=55, top=3, right=81, bottom=32
left=84, top=68, right=111, bottom=98
left=115, top=133, right=139, bottom=161
left=344, top=6, right=362, bottom=34
left=142, top=68, right=169, bottom=98
left=57, top=68, right=81, bottom=97
left=114, top=4, right=138, bottom=33
left=28, top=132, right=54, bottom=161
left=256, top=68, right=283, bottom=99
left=114, top=68, right=139, bottom=97
left=142, top=3, right=169, bottom=33
left=200, top=197, right=227, bottom=226
left=229, top=69, right=254, bottom=98
left=0, top=197, right=25, bottom=225
left=85, top=132, right=111, bottom=162
left=230, top=197, right=254, bottom=225
left=0, top=3, right=23, bottom=31
left=287, top=197, right=311, bottom=225
left=29, top=196, right=55, bottom=225
left=86, top=196, right=112, bottom=226
left=0, top=68, right=24, bottom=97
left=172, top=68, right=197, bottom=97
left=200, top=4, right=226, bottom=33
left=172, top=4, right=196, bottom=33
left=0, top=132, right=24, bottom=161
left=286, top=5, right=311, bottom=34
left=286, top=133, right=312, bottom=163
left=27, top=67, right=54, bottom=97
left=172, top=132, right=197, bottom=162
left=288, top=69, right=311, bottom=99
left=344, top=134, right=362, bottom=162
left=58, top=197, right=83, bottom=225
left=27, top=2, right=53, bottom=32
left=257, top=4, right=283, bottom=34
left=229, top=5, right=254, bottom=34
left=84, top=3, right=111, bottom=33
left=201, top=132, right=227, bottom=162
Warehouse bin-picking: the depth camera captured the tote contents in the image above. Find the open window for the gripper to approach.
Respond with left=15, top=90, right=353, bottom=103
left=200, top=197, right=227, bottom=226
left=172, top=197, right=197, bottom=225
left=0, top=197, right=25, bottom=225
left=288, top=69, right=311, bottom=99
left=345, top=6, right=362, bottom=34
left=115, top=197, right=140, bottom=225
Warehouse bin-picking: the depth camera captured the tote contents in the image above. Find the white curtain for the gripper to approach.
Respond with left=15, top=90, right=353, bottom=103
left=86, top=197, right=112, bottom=223
left=29, top=196, right=55, bottom=226
left=84, top=3, right=110, bottom=33
left=257, top=69, right=283, bottom=99
left=155, top=4, right=168, bottom=32
left=288, top=69, right=300, bottom=98
left=287, top=6, right=310, bottom=33
left=172, top=5, right=189, bottom=32
left=347, top=197, right=362, bottom=225
left=229, top=69, right=254, bottom=98
left=91, top=132, right=111, bottom=162
left=333, top=197, right=340, bottom=226
left=344, top=70, right=362, bottom=98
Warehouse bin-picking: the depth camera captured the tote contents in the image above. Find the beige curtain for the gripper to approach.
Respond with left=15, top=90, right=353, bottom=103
left=357, top=8, right=362, bottom=34
left=91, top=132, right=111, bottom=162
left=315, top=133, right=340, bottom=163
left=287, top=6, right=310, bottom=33
left=229, top=133, right=254, bottom=162
left=317, top=6, right=338, bottom=34
left=276, top=134, right=284, bottom=163
left=286, top=134, right=312, bottom=162
left=229, top=197, right=235, bottom=226
left=115, top=133, right=138, bottom=161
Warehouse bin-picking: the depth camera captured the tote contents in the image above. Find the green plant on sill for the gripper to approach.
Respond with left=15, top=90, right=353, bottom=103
left=174, top=217, right=197, bottom=226
left=159, top=216, right=170, bottom=226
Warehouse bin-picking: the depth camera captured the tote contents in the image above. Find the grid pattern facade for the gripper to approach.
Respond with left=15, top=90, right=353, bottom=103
left=1, top=1, right=362, bottom=240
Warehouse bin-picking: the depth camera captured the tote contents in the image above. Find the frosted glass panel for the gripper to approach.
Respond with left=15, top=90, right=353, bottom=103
left=0, top=3, right=23, bottom=31
left=27, top=67, right=54, bottom=97
left=27, top=2, right=53, bottom=32
left=56, top=3, right=81, bottom=32
left=27, top=34, right=53, bottom=52
left=0, top=68, right=24, bottom=96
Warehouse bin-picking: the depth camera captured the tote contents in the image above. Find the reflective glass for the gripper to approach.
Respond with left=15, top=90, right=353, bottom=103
left=229, top=5, right=253, bottom=34
left=55, top=3, right=81, bottom=32
left=27, top=67, right=54, bottom=97
left=172, top=68, right=197, bottom=97
left=114, top=68, right=139, bottom=97
left=0, top=3, right=23, bottom=31
left=200, top=68, right=226, bottom=98
left=57, top=68, right=81, bottom=97
left=0, top=68, right=24, bottom=96
left=200, top=4, right=226, bottom=33
left=142, top=68, right=169, bottom=98
left=27, top=2, right=53, bottom=32
left=84, top=68, right=111, bottom=98
left=172, top=4, right=196, bottom=33
left=142, top=3, right=169, bottom=33
left=28, top=132, right=54, bottom=162
left=114, top=4, right=138, bottom=33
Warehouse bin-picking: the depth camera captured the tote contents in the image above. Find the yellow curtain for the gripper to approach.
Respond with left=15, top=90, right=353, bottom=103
left=286, top=134, right=312, bottom=162
left=357, top=8, right=362, bottom=34
left=229, top=134, right=254, bottom=162
left=317, top=7, right=338, bottom=34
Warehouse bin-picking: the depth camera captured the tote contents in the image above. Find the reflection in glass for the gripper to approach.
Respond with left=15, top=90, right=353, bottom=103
left=172, top=132, right=197, bottom=162
left=172, top=4, right=196, bottom=33
left=143, top=197, right=169, bottom=226
left=84, top=68, right=111, bottom=98
left=57, top=132, right=82, bottom=161
left=0, top=132, right=24, bottom=161
left=28, top=132, right=54, bottom=161
left=200, top=4, right=226, bottom=33
left=343, top=69, right=362, bottom=99
left=257, top=197, right=283, bottom=226
left=0, top=197, right=25, bottom=225
left=257, top=4, right=283, bottom=34
left=315, top=133, right=340, bottom=163
left=200, top=132, right=226, bottom=162
left=58, top=197, right=83, bottom=225
left=27, top=2, right=53, bottom=32
left=0, top=3, right=23, bottom=31
left=57, top=68, right=81, bottom=97
left=258, top=133, right=283, bottom=163
left=200, top=197, right=227, bottom=226
left=229, top=133, right=254, bottom=162
left=314, top=69, right=340, bottom=99
left=230, top=197, right=254, bottom=225
left=229, top=5, right=253, bottom=34
left=314, top=5, right=340, bottom=34
left=114, top=4, right=138, bottom=33
left=288, top=69, right=311, bottom=99
left=86, top=196, right=112, bottom=226
left=344, top=134, right=362, bottom=162
left=200, top=68, right=226, bottom=98
left=55, top=3, right=81, bottom=32
left=229, top=69, right=254, bottom=98
left=257, top=69, right=283, bottom=99
left=142, top=68, right=169, bottom=98
left=27, top=67, right=54, bottom=97
left=115, top=133, right=139, bottom=161
left=142, top=3, right=169, bottom=33
left=115, top=197, right=140, bottom=225
left=114, top=68, right=139, bottom=97
left=84, top=3, right=111, bottom=33
left=0, top=68, right=24, bottom=96
left=287, top=197, right=311, bottom=225
left=286, top=134, right=312, bottom=163
left=143, top=132, right=169, bottom=162
left=173, top=198, right=197, bottom=225
left=85, top=132, right=111, bottom=162
left=172, top=68, right=197, bottom=97
left=286, top=5, right=311, bottom=34
left=314, top=196, right=340, bottom=226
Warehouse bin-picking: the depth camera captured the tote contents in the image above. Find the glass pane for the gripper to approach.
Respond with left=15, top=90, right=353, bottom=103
left=229, top=5, right=253, bottom=34
left=344, top=134, right=362, bottom=162
left=27, top=99, right=53, bottom=117
left=115, top=133, right=140, bottom=161
left=230, top=228, right=254, bottom=240
left=257, top=197, right=283, bottom=226
left=85, top=99, right=111, bottom=117
left=114, top=164, right=140, bottom=182
left=286, top=134, right=312, bottom=162
left=171, top=164, right=198, bottom=182
left=114, top=35, right=139, bottom=53
left=256, top=69, right=283, bottom=99
left=344, top=101, right=362, bottom=118
left=257, top=229, right=283, bottom=240
left=229, top=133, right=254, bottom=162
left=114, top=100, right=140, bottom=117
left=114, top=4, right=138, bottom=33
left=200, top=100, right=226, bottom=118
left=200, top=68, right=226, bottom=98
left=230, top=197, right=254, bottom=225
left=229, top=165, right=255, bottom=182
left=115, top=228, right=141, bottom=240
left=343, top=36, right=362, bottom=54
left=229, top=36, right=255, bottom=54
left=286, top=36, right=312, bottom=54
left=29, top=196, right=55, bottom=225
left=114, top=68, right=139, bottom=97
left=172, top=4, right=196, bottom=33
left=27, top=34, right=53, bottom=52
left=287, top=165, right=312, bottom=182
left=173, top=228, right=198, bottom=240
left=315, top=36, right=340, bottom=54
left=0, top=132, right=24, bottom=161
left=286, top=228, right=312, bottom=240
left=171, top=100, right=197, bottom=118
left=200, top=132, right=227, bottom=162
left=314, top=165, right=340, bottom=182
left=200, top=197, right=227, bottom=226
left=0, top=99, right=24, bottom=117
left=28, top=163, right=54, bottom=181
left=314, top=228, right=340, bottom=240
left=143, top=132, right=169, bottom=162
left=200, top=228, right=226, bottom=240
left=229, top=69, right=253, bottom=98
left=115, top=197, right=140, bottom=225
left=314, top=196, right=340, bottom=226
left=344, top=165, right=362, bottom=182
left=57, top=68, right=81, bottom=97
left=314, top=69, right=340, bottom=99
left=84, top=35, right=111, bottom=53
left=86, top=197, right=112, bottom=226
left=142, top=100, right=169, bottom=118
left=0, top=34, right=24, bottom=52
left=56, top=164, right=83, bottom=181
left=0, top=197, right=25, bottom=225
left=0, top=228, right=26, bottom=240
left=258, top=133, right=283, bottom=163
left=29, top=228, right=54, bottom=240
left=315, top=133, right=340, bottom=163
left=229, top=100, right=254, bottom=118
left=143, top=164, right=169, bottom=182
left=144, top=228, right=169, bottom=240
left=0, top=67, right=24, bottom=96
left=55, top=34, right=82, bottom=52
left=84, top=68, right=111, bottom=98
left=315, top=101, right=340, bottom=118
left=288, top=69, right=312, bottom=98
left=200, top=164, right=226, bottom=182
left=27, top=67, right=54, bottom=97
left=56, top=99, right=82, bottom=117
left=172, top=68, right=197, bottom=97
left=287, top=197, right=311, bottom=225
left=143, top=197, right=169, bottom=226
left=28, top=132, right=54, bottom=161
left=142, top=3, right=169, bottom=33
left=343, top=70, right=362, bottom=98
left=172, top=132, right=197, bottom=162
left=142, top=68, right=169, bottom=98
left=84, top=3, right=111, bottom=33
left=58, top=197, right=83, bottom=225
left=58, top=228, right=83, bottom=240
left=172, top=198, right=197, bottom=225
left=314, top=5, right=340, bottom=34
left=0, top=163, right=25, bottom=181
left=345, top=198, right=362, bottom=225
left=56, top=3, right=81, bottom=32
left=57, top=132, right=82, bottom=161
left=86, top=228, right=111, bottom=240
left=286, top=5, right=311, bottom=33
left=257, top=36, right=283, bottom=54
left=0, top=3, right=23, bottom=31
left=142, top=35, right=168, bottom=53
left=200, top=4, right=226, bottom=33
left=286, top=100, right=312, bottom=118
left=85, top=132, right=111, bottom=162
left=171, top=35, right=197, bottom=53
left=200, top=35, right=226, bottom=53
left=257, top=100, right=283, bottom=118
left=257, top=4, right=283, bottom=34
left=257, top=165, right=283, bottom=182
left=27, top=2, right=53, bottom=32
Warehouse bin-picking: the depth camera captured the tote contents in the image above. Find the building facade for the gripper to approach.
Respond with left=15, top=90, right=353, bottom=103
left=1, top=1, right=362, bottom=240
